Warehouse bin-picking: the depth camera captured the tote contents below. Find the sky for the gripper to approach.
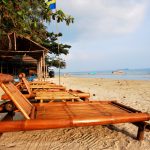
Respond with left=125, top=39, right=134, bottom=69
left=48, top=0, right=150, bottom=72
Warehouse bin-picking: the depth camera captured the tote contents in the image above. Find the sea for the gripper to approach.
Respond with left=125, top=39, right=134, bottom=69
left=59, top=68, right=150, bottom=81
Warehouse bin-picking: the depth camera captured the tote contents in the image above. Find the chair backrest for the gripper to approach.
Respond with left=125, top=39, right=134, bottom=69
left=1, top=82, right=34, bottom=119
left=22, top=77, right=32, bottom=95
left=22, top=77, right=66, bottom=90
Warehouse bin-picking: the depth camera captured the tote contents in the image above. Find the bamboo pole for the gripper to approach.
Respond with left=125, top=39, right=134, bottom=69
left=46, top=64, right=48, bottom=79
left=37, top=59, right=40, bottom=79
left=14, top=32, right=16, bottom=51
left=39, top=59, right=40, bottom=80
left=40, top=56, right=43, bottom=81
left=43, top=51, right=45, bottom=81
left=8, top=33, right=12, bottom=50
left=37, top=58, right=40, bottom=80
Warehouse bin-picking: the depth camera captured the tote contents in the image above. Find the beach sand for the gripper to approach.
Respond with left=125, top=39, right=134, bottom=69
left=0, top=77, right=150, bottom=150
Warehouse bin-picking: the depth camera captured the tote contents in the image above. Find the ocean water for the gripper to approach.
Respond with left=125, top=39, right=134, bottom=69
left=61, top=69, right=150, bottom=80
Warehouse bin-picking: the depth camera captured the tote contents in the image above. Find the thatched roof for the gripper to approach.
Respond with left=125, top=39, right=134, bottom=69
left=0, top=33, right=48, bottom=60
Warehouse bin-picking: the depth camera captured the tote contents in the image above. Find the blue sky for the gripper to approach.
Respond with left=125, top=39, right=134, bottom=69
left=48, top=0, right=150, bottom=72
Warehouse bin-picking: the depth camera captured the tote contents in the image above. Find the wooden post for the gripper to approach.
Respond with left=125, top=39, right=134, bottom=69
left=0, top=133, right=2, bottom=138
left=46, top=64, right=48, bottom=79
left=37, top=59, right=40, bottom=79
left=43, top=51, right=45, bottom=81
left=40, top=56, right=43, bottom=81
left=14, top=32, right=17, bottom=51
left=37, top=58, right=41, bottom=80
left=137, top=124, right=145, bottom=141
left=38, top=57, right=42, bottom=80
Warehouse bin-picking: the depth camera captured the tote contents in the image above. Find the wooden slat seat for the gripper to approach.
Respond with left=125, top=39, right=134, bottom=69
left=68, top=89, right=90, bottom=99
left=30, top=81, right=56, bottom=85
left=22, top=78, right=66, bottom=91
left=30, top=84, right=65, bottom=89
left=35, top=91, right=81, bottom=102
left=35, top=102, right=150, bottom=122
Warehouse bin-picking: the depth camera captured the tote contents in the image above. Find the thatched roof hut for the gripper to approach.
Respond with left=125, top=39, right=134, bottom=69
left=0, top=33, right=49, bottom=78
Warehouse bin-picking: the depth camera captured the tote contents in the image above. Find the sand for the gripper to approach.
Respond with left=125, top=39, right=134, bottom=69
left=0, top=76, right=150, bottom=150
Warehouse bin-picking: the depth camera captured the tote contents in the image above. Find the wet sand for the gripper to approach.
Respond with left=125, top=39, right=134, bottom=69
left=0, top=77, right=150, bottom=150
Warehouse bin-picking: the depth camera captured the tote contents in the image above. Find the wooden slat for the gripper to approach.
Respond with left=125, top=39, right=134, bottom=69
left=36, top=90, right=90, bottom=100
left=22, top=78, right=32, bottom=94
left=30, top=85, right=65, bottom=89
left=68, top=90, right=90, bottom=98
left=35, top=91, right=80, bottom=101
left=35, top=96, right=79, bottom=100
left=30, top=81, right=56, bottom=85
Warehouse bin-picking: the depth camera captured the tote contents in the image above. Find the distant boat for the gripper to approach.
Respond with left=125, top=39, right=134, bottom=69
left=112, top=70, right=125, bottom=75
left=88, top=72, right=96, bottom=75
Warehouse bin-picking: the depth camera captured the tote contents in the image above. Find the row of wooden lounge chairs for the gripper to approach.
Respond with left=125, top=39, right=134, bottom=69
left=0, top=73, right=150, bottom=140
left=21, top=77, right=90, bottom=102
left=2, top=77, right=90, bottom=102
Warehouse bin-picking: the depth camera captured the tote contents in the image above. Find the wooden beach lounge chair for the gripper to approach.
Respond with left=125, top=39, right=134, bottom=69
left=35, top=91, right=83, bottom=103
left=0, top=73, right=150, bottom=140
left=22, top=77, right=65, bottom=90
left=20, top=77, right=90, bottom=102
left=15, top=77, right=66, bottom=98
left=15, top=74, right=66, bottom=94
left=34, top=89, right=90, bottom=102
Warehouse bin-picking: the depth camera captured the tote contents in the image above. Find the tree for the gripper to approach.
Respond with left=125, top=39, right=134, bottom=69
left=44, top=32, right=71, bottom=68
left=0, top=0, right=74, bottom=68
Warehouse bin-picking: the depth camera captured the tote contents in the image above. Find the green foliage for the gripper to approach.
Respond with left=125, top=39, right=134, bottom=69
left=46, top=55, right=66, bottom=69
left=52, top=9, right=74, bottom=25
left=0, top=0, right=74, bottom=68
left=43, top=32, right=71, bottom=68
left=43, top=32, right=71, bottom=55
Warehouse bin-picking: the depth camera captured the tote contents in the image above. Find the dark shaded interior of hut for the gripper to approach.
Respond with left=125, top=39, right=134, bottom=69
left=0, top=56, right=37, bottom=77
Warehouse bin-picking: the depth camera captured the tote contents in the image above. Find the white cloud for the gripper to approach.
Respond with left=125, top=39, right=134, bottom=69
left=58, top=0, right=148, bottom=37
left=56, top=0, right=150, bottom=71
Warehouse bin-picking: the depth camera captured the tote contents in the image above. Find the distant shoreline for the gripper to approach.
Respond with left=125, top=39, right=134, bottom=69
left=55, top=68, right=150, bottom=81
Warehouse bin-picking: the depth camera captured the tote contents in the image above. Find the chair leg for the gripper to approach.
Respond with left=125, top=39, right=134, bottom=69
left=137, top=124, right=145, bottom=141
